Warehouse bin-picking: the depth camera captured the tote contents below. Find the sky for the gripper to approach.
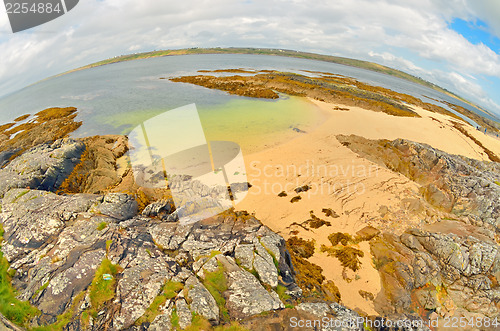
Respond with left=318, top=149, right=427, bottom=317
left=0, top=0, right=500, bottom=116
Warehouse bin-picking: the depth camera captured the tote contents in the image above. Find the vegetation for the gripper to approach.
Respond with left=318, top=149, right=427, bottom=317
left=321, top=245, right=364, bottom=272
left=286, top=236, right=315, bottom=259
left=275, top=284, right=291, bottom=302
left=32, top=280, right=50, bottom=298
left=306, top=211, right=331, bottom=229
left=202, top=261, right=230, bottom=322
left=451, top=121, right=500, bottom=162
left=135, top=281, right=183, bottom=325
left=85, top=258, right=121, bottom=320
left=0, top=223, right=40, bottom=326
left=171, top=307, right=180, bottom=329
left=328, top=232, right=354, bottom=246
left=285, top=238, right=328, bottom=298
left=12, top=189, right=30, bottom=202
left=97, top=221, right=107, bottom=231
left=184, top=313, right=213, bottom=331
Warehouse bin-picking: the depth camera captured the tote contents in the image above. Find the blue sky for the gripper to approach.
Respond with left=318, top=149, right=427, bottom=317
left=0, top=0, right=500, bottom=116
left=450, top=18, right=500, bottom=53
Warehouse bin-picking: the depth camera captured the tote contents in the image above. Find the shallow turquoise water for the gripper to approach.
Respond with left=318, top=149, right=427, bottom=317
left=0, top=53, right=484, bottom=138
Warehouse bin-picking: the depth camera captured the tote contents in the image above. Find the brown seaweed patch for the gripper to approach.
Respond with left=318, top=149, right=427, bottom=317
left=451, top=121, right=500, bottom=162
left=14, top=114, right=30, bottom=122
left=0, top=107, right=82, bottom=161
left=306, top=211, right=331, bottom=229
left=170, top=75, right=279, bottom=99
left=327, top=232, right=354, bottom=246
left=321, top=245, right=364, bottom=272
left=286, top=236, right=315, bottom=259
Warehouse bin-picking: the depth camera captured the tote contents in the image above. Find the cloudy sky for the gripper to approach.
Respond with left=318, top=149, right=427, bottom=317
left=1, top=0, right=500, bottom=115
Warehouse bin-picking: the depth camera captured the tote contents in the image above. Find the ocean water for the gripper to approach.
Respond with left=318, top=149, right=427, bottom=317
left=0, top=53, right=486, bottom=149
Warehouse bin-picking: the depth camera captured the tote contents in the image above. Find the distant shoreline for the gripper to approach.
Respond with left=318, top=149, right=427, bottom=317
left=40, top=47, right=497, bottom=122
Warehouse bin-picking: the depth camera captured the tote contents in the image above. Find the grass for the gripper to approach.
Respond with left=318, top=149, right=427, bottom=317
left=171, top=308, right=180, bottom=329
left=106, top=239, right=112, bottom=253
left=0, top=224, right=40, bottom=326
left=203, top=261, right=230, bottom=323
left=184, top=313, right=213, bottom=331
left=214, top=321, right=250, bottom=331
left=32, top=280, right=50, bottom=298
left=275, top=284, right=290, bottom=302
left=87, top=258, right=121, bottom=318
left=495, top=181, right=500, bottom=186
left=135, top=281, right=183, bottom=325
left=97, top=222, right=107, bottom=231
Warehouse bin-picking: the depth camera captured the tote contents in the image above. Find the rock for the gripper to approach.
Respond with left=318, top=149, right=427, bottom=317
left=355, top=226, right=380, bottom=241
left=0, top=138, right=85, bottom=197
left=218, top=255, right=283, bottom=318
left=296, top=302, right=331, bottom=317
left=92, top=193, right=138, bottom=221
left=176, top=298, right=192, bottom=329
left=149, top=310, right=172, bottom=331
left=113, top=251, right=174, bottom=329
left=0, top=189, right=101, bottom=262
left=234, top=244, right=254, bottom=270
left=186, top=275, right=219, bottom=324
left=253, top=253, right=278, bottom=288
left=38, top=249, right=106, bottom=319
left=330, top=302, right=364, bottom=330
left=58, top=135, right=128, bottom=194
left=142, top=199, right=175, bottom=220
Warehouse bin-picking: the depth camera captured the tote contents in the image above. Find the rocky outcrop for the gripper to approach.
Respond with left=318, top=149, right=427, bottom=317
left=0, top=139, right=85, bottom=197
left=372, top=222, right=500, bottom=319
left=338, top=135, right=500, bottom=322
left=338, top=135, right=500, bottom=231
left=0, top=183, right=349, bottom=330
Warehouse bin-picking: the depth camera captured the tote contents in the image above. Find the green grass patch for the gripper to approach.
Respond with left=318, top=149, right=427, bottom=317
left=87, top=258, right=121, bottom=318
left=106, top=240, right=112, bottom=253
left=171, top=308, right=180, bottom=329
left=495, top=181, right=500, bottom=186
left=214, top=321, right=251, bottom=331
left=97, top=222, right=107, bottom=231
left=32, top=280, right=50, bottom=298
left=275, top=284, right=290, bottom=302
left=135, top=281, right=183, bottom=325
left=203, top=261, right=230, bottom=323
left=0, top=223, right=40, bottom=326
left=184, top=312, right=212, bottom=331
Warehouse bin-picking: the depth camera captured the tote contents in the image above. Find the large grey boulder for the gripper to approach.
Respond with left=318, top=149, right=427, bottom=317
left=0, top=138, right=84, bottom=197
left=186, top=275, right=219, bottom=324
left=91, top=193, right=138, bottom=221
left=113, top=250, right=174, bottom=329
left=217, top=255, right=283, bottom=319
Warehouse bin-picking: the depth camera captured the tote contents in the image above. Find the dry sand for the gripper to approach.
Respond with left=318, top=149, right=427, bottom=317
left=236, top=98, right=500, bottom=315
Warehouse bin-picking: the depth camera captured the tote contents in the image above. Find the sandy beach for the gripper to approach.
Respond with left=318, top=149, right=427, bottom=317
left=236, top=97, right=500, bottom=315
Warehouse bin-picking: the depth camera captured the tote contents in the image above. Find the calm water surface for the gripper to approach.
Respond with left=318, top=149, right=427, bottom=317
left=0, top=54, right=488, bottom=151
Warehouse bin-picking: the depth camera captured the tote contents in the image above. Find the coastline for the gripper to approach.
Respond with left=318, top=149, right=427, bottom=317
left=236, top=97, right=500, bottom=315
